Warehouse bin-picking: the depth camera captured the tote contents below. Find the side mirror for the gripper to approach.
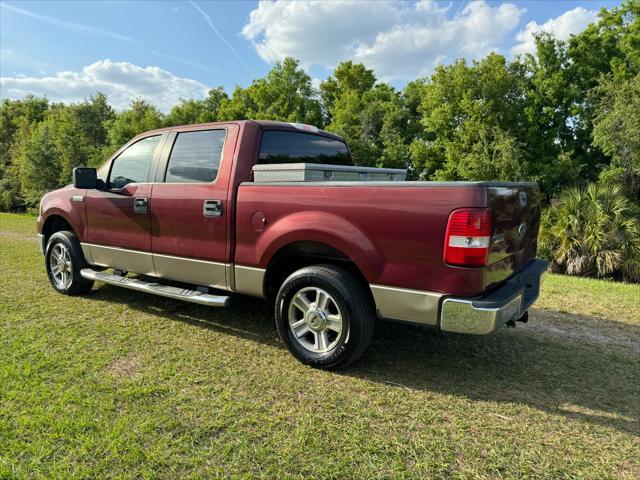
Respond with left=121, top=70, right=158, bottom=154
left=73, top=167, right=98, bottom=189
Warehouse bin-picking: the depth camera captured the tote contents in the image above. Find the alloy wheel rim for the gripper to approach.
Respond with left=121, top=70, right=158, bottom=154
left=288, top=287, right=344, bottom=354
left=49, top=243, right=73, bottom=289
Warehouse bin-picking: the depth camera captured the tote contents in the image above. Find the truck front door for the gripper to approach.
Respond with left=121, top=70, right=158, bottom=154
left=149, top=125, right=238, bottom=290
left=84, top=134, right=165, bottom=275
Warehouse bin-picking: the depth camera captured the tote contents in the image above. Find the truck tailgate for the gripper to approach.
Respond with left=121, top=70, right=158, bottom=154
left=486, top=184, right=541, bottom=287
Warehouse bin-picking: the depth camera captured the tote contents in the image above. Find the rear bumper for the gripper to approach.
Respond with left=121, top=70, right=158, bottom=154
left=440, top=259, right=547, bottom=335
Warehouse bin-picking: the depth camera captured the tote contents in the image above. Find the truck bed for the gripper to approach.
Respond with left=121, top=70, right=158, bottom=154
left=234, top=181, right=540, bottom=298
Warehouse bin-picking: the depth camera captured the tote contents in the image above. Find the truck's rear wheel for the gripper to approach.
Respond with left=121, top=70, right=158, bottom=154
left=275, top=265, right=375, bottom=369
left=45, top=231, right=94, bottom=295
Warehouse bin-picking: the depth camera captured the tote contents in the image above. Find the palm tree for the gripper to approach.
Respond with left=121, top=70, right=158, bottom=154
left=539, top=183, right=640, bottom=282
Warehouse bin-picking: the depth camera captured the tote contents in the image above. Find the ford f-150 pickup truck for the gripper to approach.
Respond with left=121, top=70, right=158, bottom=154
left=37, top=120, right=546, bottom=369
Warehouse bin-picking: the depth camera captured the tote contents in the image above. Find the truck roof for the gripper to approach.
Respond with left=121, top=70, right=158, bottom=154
left=143, top=120, right=344, bottom=141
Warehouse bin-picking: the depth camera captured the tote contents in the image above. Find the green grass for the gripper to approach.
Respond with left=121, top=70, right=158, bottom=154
left=537, top=273, right=640, bottom=325
left=1, top=212, right=639, bottom=479
left=0, top=212, right=37, bottom=236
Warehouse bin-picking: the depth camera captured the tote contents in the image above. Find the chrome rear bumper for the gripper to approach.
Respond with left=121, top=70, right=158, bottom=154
left=440, top=259, right=547, bottom=335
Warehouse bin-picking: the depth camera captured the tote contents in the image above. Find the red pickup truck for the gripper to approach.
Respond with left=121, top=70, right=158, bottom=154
left=37, top=120, right=546, bottom=369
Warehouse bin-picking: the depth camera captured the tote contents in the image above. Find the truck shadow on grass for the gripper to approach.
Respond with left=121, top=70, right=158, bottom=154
left=90, top=284, right=639, bottom=436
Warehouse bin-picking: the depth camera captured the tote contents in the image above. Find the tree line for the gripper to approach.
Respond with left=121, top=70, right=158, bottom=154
left=0, top=1, right=638, bottom=281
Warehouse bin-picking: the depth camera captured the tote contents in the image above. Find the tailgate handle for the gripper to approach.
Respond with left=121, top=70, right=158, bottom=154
left=203, top=199, right=223, bottom=217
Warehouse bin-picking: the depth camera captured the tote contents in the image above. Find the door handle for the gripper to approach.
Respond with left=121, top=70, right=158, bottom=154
left=134, top=197, right=149, bottom=214
left=203, top=199, right=223, bottom=217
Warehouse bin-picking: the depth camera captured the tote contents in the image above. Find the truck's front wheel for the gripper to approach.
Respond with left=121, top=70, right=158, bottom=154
left=45, top=231, right=94, bottom=295
left=275, top=265, right=375, bottom=369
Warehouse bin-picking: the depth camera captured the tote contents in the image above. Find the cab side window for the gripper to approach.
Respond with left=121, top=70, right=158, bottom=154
left=164, top=130, right=226, bottom=183
left=108, top=135, right=161, bottom=189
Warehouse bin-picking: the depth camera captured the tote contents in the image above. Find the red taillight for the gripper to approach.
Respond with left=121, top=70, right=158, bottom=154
left=444, top=208, right=491, bottom=267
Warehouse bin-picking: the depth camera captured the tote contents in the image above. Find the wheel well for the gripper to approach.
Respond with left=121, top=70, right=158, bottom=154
left=264, top=241, right=372, bottom=301
left=42, top=215, right=74, bottom=246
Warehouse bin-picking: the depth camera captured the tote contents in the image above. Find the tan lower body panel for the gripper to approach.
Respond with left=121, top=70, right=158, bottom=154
left=370, top=284, right=442, bottom=325
left=234, top=265, right=266, bottom=298
left=81, top=242, right=271, bottom=294
left=153, top=253, right=227, bottom=290
left=82, top=243, right=443, bottom=320
left=82, top=243, right=155, bottom=276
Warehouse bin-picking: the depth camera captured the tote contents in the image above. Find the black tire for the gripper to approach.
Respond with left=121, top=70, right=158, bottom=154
left=275, top=265, right=375, bottom=369
left=45, top=231, right=94, bottom=295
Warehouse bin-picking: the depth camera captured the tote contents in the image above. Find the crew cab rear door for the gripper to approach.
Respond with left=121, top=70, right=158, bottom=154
left=84, top=134, right=165, bottom=275
left=149, top=124, right=239, bottom=290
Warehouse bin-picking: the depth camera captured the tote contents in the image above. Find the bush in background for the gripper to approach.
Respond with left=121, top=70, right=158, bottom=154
left=539, top=183, right=640, bottom=282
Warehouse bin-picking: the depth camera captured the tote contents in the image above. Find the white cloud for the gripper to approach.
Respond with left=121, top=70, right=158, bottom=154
left=355, top=1, right=524, bottom=80
left=0, top=60, right=209, bottom=112
left=242, top=0, right=401, bottom=67
left=511, top=7, right=596, bottom=56
left=243, top=0, right=525, bottom=80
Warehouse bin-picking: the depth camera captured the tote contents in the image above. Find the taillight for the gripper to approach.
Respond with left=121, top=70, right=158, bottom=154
left=444, top=208, right=491, bottom=267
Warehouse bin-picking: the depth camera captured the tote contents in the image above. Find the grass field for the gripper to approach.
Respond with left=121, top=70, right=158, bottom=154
left=1, top=212, right=639, bottom=479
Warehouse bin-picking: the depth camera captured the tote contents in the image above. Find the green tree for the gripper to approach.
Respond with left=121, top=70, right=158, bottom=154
left=322, top=62, right=407, bottom=167
left=105, top=99, right=164, bottom=157
left=217, top=58, right=322, bottom=126
left=591, top=74, right=640, bottom=199
left=217, top=86, right=257, bottom=121
left=165, top=87, right=229, bottom=126
left=411, top=54, right=532, bottom=181
left=520, top=35, right=589, bottom=196
left=568, top=0, right=639, bottom=89
left=320, top=61, right=376, bottom=124
left=17, top=122, right=62, bottom=208
left=0, top=97, right=50, bottom=210
left=47, top=94, right=115, bottom=182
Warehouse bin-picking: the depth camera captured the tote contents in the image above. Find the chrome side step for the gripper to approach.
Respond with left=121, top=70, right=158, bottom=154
left=80, top=269, right=230, bottom=307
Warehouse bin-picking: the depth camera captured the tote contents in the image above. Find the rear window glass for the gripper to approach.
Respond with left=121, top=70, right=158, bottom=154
left=258, top=131, right=352, bottom=166
left=165, top=129, right=226, bottom=183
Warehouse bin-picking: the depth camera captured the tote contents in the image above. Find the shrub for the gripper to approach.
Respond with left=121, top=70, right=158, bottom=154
left=539, top=182, right=640, bottom=282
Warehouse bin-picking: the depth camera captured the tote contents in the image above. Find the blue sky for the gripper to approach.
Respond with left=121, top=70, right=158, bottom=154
left=0, top=0, right=622, bottom=111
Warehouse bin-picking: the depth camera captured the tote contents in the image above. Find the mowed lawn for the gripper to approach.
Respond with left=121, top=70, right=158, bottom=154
left=1, top=213, right=638, bottom=479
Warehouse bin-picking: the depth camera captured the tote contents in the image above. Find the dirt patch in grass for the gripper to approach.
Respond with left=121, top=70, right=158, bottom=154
left=620, top=460, right=640, bottom=480
left=528, top=309, right=640, bottom=354
left=105, top=354, right=141, bottom=381
left=0, top=231, right=36, bottom=241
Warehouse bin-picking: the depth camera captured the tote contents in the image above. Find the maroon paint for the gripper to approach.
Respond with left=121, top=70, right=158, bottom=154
left=37, top=185, right=88, bottom=240
left=234, top=184, right=490, bottom=296
left=85, top=183, right=153, bottom=251
left=150, top=124, right=239, bottom=263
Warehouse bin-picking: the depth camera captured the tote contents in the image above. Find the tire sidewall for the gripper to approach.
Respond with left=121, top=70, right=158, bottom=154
left=45, top=231, right=88, bottom=295
left=275, top=270, right=354, bottom=367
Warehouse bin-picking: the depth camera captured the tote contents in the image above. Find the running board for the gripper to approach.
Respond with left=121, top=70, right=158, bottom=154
left=80, top=269, right=230, bottom=307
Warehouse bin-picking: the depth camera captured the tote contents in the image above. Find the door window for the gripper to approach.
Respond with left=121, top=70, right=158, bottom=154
left=108, top=135, right=161, bottom=189
left=164, top=130, right=226, bottom=183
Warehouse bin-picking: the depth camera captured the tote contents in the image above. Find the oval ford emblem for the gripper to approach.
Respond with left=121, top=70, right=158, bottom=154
left=518, top=223, right=527, bottom=238
left=519, top=191, right=527, bottom=207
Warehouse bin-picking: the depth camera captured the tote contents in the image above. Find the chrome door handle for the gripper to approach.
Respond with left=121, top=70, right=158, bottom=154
left=134, top=197, right=149, bottom=213
left=203, top=199, right=222, bottom=217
